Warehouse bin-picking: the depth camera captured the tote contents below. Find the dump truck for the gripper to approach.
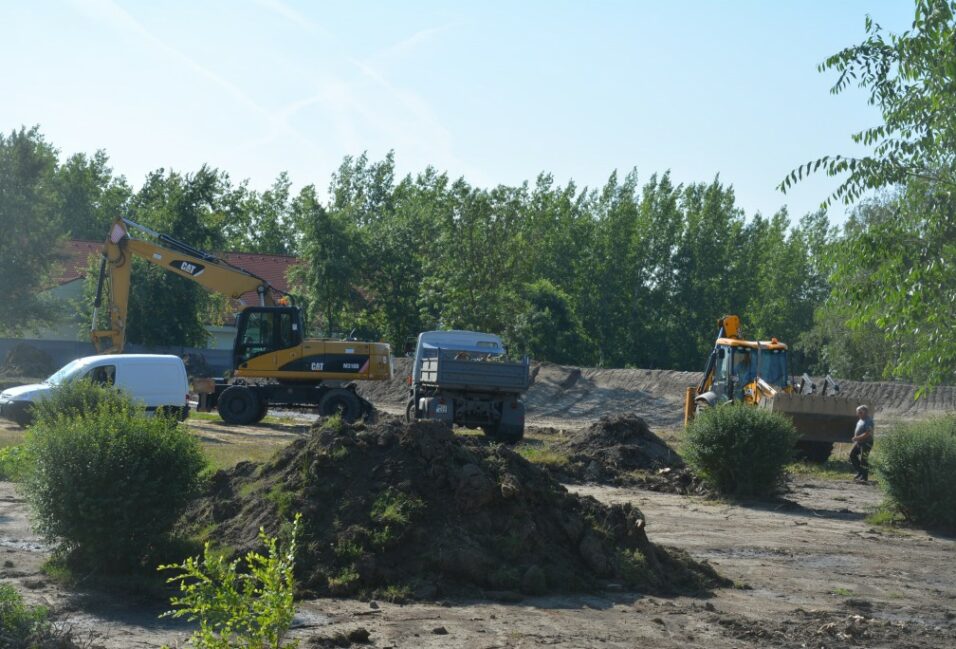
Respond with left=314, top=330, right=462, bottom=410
left=406, top=330, right=530, bottom=443
left=684, top=315, right=861, bottom=461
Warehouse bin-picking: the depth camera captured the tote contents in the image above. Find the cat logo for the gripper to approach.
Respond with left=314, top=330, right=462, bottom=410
left=171, top=260, right=205, bottom=277
left=310, top=362, right=324, bottom=371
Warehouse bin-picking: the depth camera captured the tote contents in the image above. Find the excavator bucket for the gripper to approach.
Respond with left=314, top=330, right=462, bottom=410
left=760, top=392, right=860, bottom=443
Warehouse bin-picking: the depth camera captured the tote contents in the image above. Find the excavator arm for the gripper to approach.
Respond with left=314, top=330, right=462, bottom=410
left=91, top=217, right=281, bottom=354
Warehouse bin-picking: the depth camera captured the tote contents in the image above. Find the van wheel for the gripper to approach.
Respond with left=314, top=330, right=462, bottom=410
left=319, top=389, right=362, bottom=422
left=218, top=386, right=261, bottom=425
left=11, top=404, right=33, bottom=428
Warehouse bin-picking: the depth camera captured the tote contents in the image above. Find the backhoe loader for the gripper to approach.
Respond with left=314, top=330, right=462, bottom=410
left=683, top=315, right=861, bottom=461
left=91, top=217, right=392, bottom=424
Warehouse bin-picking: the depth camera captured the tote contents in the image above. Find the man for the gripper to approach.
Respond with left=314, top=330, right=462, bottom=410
left=850, top=405, right=874, bottom=482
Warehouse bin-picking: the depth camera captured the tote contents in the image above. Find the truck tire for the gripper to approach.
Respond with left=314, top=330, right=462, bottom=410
left=319, top=388, right=362, bottom=422
left=218, top=386, right=261, bottom=425
left=405, top=399, right=416, bottom=423
left=795, top=441, right=834, bottom=463
left=482, top=423, right=524, bottom=445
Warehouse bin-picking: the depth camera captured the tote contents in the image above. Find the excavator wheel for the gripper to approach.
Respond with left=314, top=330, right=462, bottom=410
left=251, top=400, right=269, bottom=424
left=218, top=386, right=262, bottom=425
left=319, top=388, right=362, bottom=422
left=795, top=441, right=834, bottom=463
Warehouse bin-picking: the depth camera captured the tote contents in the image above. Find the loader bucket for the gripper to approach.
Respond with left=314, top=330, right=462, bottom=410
left=760, top=392, right=861, bottom=444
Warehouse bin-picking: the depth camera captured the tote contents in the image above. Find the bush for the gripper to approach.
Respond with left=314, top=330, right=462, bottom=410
left=873, top=417, right=956, bottom=530
left=0, top=582, right=77, bottom=648
left=684, top=404, right=799, bottom=497
left=30, top=378, right=131, bottom=424
left=159, top=515, right=300, bottom=649
left=0, top=445, right=32, bottom=482
left=24, top=387, right=207, bottom=571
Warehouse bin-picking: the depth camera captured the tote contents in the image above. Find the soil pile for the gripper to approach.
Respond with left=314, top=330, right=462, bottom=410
left=187, top=418, right=725, bottom=600
left=354, top=357, right=411, bottom=408
left=0, top=343, right=55, bottom=378
left=553, top=413, right=706, bottom=494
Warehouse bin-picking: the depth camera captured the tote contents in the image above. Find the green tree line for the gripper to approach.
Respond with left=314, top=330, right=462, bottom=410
left=2, top=0, right=954, bottom=387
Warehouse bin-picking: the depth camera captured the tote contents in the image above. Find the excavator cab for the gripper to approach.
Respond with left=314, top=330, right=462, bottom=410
left=234, top=307, right=304, bottom=367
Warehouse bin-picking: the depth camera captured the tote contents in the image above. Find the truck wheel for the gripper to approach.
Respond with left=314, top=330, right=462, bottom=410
left=795, top=441, right=834, bottom=463
left=482, top=424, right=524, bottom=445
left=405, top=399, right=416, bottom=423
left=217, top=386, right=261, bottom=425
left=319, top=388, right=362, bottom=422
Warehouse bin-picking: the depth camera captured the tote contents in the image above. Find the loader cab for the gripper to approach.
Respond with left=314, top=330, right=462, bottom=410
left=709, top=342, right=790, bottom=403
left=234, top=307, right=304, bottom=367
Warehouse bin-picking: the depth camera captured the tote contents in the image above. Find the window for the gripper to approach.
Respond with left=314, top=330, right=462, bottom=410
left=86, top=365, right=116, bottom=386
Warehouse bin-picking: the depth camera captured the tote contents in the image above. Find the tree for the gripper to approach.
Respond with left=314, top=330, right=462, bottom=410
left=55, top=150, right=131, bottom=240
left=782, top=0, right=956, bottom=387
left=290, top=185, right=360, bottom=337
left=0, top=127, right=64, bottom=335
left=507, top=279, right=596, bottom=365
left=122, top=166, right=232, bottom=347
left=781, top=0, right=956, bottom=206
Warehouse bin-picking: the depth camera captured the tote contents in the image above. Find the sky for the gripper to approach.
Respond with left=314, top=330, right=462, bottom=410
left=1, top=0, right=914, bottom=225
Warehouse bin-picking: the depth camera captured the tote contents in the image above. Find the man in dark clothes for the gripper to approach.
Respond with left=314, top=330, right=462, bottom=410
left=850, top=404, right=874, bottom=482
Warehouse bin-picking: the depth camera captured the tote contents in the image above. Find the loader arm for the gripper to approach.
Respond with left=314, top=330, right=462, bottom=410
left=91, top=217, right=279, bottom=354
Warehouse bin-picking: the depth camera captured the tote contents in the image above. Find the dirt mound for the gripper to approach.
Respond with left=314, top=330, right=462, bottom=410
left=354, top=356, right=411, bottom=409
left=0, top=343, right=55, bottom=378
left=551, top=414, right=705, bottom=494
left=186, top=418, right=725, bottom=600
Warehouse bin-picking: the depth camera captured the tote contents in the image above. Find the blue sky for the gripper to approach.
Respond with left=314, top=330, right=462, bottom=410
left=2, top=1, right=913, bottom=225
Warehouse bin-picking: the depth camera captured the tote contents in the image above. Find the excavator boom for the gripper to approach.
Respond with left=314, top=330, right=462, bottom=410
left=91, top=218, right=280, bottom=354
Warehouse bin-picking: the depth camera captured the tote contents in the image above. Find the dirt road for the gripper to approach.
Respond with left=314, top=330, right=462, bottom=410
left=2, top=471, right=954, bottom=648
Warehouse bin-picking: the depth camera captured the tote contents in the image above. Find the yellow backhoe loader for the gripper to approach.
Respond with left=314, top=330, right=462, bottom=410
left=91, top=217, right=392, bottom=424
left=683, top=315, right=861, bottom=461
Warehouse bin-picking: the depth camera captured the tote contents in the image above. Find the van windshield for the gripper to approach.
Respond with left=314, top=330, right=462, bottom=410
left=45, top=359, right=86, bottom=385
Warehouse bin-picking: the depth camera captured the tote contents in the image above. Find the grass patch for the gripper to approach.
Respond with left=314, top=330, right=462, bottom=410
left=865, top=504, right=906, bottom=528
left=190, top=411, right=302, bottom=426
left=200, top=441, right=286, bottom=470
left=371, top=488, right=424, bottom=526
left=831, top=587, right=855, bottom=597
left=517, top=445, right=570, bottom=468
left=787, top=458, right=855, bottom=481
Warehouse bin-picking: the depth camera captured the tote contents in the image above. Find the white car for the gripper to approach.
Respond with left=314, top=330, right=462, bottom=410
left=0, top=354, right=190, bottom=427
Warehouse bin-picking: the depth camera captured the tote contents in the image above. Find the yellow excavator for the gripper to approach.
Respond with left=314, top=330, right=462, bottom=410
left=91, top=217, right=392, bottom=424
left=683, top=315, right=860, bottom=461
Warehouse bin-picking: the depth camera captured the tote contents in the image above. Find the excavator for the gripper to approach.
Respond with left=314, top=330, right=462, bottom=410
left=683, top=315, right=861, bottom=461
left=91, top=217, right=392, bottom=424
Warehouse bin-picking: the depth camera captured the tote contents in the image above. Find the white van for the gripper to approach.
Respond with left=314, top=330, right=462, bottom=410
left=0, top=354, right=189, bottom=427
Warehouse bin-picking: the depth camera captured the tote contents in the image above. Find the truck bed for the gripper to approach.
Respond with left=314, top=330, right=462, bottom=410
left=420, top=356, right=530, bottom=393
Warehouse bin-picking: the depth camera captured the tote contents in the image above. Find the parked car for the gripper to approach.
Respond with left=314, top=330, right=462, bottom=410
left=0, top=354, right=190, bottom=427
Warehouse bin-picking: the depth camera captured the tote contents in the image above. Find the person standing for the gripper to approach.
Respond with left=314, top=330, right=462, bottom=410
left=850, top=405, right=874, bottom=482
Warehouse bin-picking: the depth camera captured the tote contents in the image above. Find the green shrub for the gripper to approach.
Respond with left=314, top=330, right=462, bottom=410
left=0, top=445, right=32, bottom=482
left=159, top=515, right=300, bottom=649
left=873, top=417, right=956, bottom=530
left=23, top=390, right=207, bottom=571
left=684, top=404, right=799, bottom=497
left=31, top=378, right=130, bottom=424
left=0, top=582, right=76, bottom=648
